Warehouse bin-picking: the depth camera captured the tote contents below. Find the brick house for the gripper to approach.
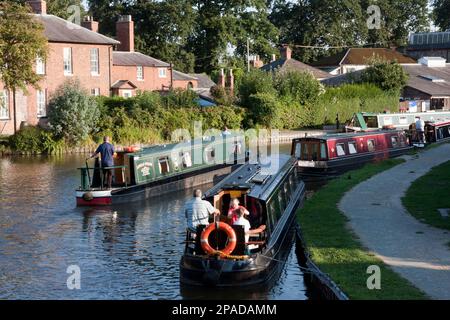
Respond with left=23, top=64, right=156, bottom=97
left=0, top=0, right=118, bottom=135
left=0, top=2, right=204, bottom=135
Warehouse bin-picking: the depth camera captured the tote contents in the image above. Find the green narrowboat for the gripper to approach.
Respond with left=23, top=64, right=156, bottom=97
left=76, top=134, right=246, bottom=206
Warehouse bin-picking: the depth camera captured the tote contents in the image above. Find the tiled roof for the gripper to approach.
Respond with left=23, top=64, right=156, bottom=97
left=113, top=51, right=170, bottom=67
left=312, top=48, right=416, bottom=67
left=173, top=70, right=198, bottom=81
left=111, top=80, right=137, bottom=89
left=260, top=58, right=332, bottom=79
left=189, top=73, right=216, bottom=88
left=35, top=14, right=119, bottom=45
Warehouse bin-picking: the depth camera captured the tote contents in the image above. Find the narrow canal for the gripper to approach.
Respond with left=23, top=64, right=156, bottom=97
left=0, top=144, right=315, bottom=299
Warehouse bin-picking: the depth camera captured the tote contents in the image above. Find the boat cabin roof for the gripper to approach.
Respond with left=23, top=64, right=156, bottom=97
left=131, top=134, right=242, bottom=157
left=296, top=130, right=404, bottom=142
left=204, top=154, right=295, bottom=202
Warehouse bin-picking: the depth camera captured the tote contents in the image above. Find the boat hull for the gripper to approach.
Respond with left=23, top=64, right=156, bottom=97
left=298, top=146, right=412, bottom=180
left=76, top=163, right=240, bottom=206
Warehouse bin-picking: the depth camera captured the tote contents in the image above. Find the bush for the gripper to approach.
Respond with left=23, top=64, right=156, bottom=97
left=360, top=57, right=409, bottom=92
left=48, top=80, right=100, bottom=145
left=275, top=71, right=324, bottom=105
left=238, top=69, right=276, bottom=107
left=8, top=126, right=64, bottom=154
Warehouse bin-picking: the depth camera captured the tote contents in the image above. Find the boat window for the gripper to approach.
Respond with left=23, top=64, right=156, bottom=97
left=320, top=142, right=327, bottom=159
left=284, top=181, right=291, bottom=203
left=336, top=143, right=346, bottom=157
left=301, top=144, right=308, bottom=160
left=172, top=156, right=179, bottom=170
left=294, top=142, right=301, bottom=158
left=311, top=143, right=319, bottom=161
left=364, top=116, right=378, bottom=128
left=278, top=190, right=287, bottom=212
left=158, top=157, right=170, bottom=174
left=181, top=151, right=192, bottom=168
left=205, top=147, right=215, bottom=163
left=367, top=139, right=376, bottom=152
left=348, top=142, right=358, bottom=154
left=391, top=136, right=399, bottom=148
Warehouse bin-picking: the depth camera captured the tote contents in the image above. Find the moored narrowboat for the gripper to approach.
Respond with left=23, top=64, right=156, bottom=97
left=291, top=130, right=413, bottom=179
left=76, top=134, right=246, bottom=206
left=180, top=154, right=306, bottom=287
left=409, top=120, right=450, bottom=145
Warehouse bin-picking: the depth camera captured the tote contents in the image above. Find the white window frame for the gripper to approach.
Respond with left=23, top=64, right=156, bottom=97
left=37, top=89, right=47, bottom=117
left=336, top=143, right=346, bottom=157
left=36, top=56, right=45, bottom=75
left=367, top=139, right=376, bottom=152
left=91, top=88, right=100, bottom=96
left=63, top=47, right=73, bottom=75
left=348, top=141, right=358, bottom=154
left=0, top=90, right=9, bottom=119
left=158, top=68, right=167, bottom=78
left=137, top=66, right=144, bottom=81
left=90, top=48, right=99, bottom=75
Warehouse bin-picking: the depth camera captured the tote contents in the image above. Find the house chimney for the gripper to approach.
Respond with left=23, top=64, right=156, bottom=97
left=280, top=45, right=292, bottom=60
left=217, top=68, right=226, bottom=87
left=226, top=69, right=234, bottom=94
left=26, top=0, right=47, bottom=14
left=250, top=55, right=264, bottom=68
left=116, top=15, right=134, bottom=52
left=81, top=16, right=99, bottom=33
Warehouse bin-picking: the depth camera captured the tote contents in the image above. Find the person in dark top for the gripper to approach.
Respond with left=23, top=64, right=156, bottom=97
left=88, top=136, right=115, bottom=189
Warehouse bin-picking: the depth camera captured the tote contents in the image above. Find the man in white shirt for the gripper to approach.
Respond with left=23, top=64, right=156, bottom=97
left=233, top=207, right=266, bottom=252
left=415, top=117, right=426, bottom=143
left=185, top=189, right=220, bottom=231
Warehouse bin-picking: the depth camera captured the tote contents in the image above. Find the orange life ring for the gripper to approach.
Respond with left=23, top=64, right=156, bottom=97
left=200, top=222, right=237, bottom=256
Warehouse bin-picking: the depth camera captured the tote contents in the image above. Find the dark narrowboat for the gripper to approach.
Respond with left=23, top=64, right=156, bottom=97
left=291, top=130, right=413, bottom=179
left=180, top=154, right=306, bottom=287
left=76, top=134, right=246, bottom=206
left=409, top=120, right=450, bottom=145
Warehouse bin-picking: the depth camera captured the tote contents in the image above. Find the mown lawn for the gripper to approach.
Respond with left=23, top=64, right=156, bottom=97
left=402, top=160, right=450, bottom=231
left=297, top=159, right=428, bottom=300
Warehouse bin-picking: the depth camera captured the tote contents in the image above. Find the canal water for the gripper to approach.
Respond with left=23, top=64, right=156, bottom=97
left=0, top=144, right=313, bottom=299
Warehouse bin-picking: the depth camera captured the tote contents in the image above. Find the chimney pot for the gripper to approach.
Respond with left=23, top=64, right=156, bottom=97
left=116, top=15, right=135, bottom=52
left=81, top=16, right=99, bottom=33
left=26, top=0, right=47, bottom=15
left=218, top=68, right=226, bottom=87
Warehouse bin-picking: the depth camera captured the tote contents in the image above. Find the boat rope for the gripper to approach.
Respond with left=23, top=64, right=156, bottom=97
left=209, top=250, right=250, bottom=260
left=258, top=253, right=314, bottom=273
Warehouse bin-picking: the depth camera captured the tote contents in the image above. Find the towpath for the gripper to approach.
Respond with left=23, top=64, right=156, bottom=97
left=339, top=143, right=450, bottom=299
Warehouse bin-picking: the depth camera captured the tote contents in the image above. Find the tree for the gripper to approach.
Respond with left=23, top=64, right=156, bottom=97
left=11, top=0, right=85, bottom=19
left=238, top=69, right=276, bottom=107
left=433, top=0, right=450, bottom=31
left=0, top=2, right=48, bottom=133
left=275, top=71, right=324, bottom=105
left=360, top=57, right=409, bottom=92
left=48, top=80, right=100, bottom=144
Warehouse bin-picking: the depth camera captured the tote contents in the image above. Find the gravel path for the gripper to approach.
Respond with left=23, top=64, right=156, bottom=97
left=339, top=143, right=450, bottom=299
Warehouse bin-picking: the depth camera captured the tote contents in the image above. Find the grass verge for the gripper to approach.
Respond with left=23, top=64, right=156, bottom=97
left=402, top=160, right=450, bottom=231
left=297, top=159, right=428, bottom=299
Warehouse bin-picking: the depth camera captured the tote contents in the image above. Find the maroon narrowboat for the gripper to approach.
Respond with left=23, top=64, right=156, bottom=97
left=291, top=130, right=413, bottom=179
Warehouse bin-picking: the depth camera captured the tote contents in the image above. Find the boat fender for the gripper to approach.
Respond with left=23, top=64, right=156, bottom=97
left=82, top=192, right=94, bottom=201
left=200, top=222, right=237, bottom=256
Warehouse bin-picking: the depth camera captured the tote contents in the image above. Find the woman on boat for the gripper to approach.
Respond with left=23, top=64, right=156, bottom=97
left=227, top=198, right=249, bottom=224
left=233, top=207, right=266, bottom=253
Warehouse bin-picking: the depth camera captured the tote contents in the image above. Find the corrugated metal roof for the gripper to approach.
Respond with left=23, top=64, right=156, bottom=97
left=113, top=51, right=170, bottom=67
left=312, top=48, right=416, bottom=67
left=35, top=14, right=119, bottom=45
left=403, top=64, right=450, bottom=96
left=260, top=58, right=332, bottom=79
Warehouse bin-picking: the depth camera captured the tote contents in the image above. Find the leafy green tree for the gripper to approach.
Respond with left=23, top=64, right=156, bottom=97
left=11, top=0, right=85, bottom=19
left=87, top=0, right=126, bottom=36
left=275, top=71, right=324, bottom=105
left=48, top=80, right=100, bottom=144
left=0, top=1, right=48, bottom=133
left=238, top=69, right=276, bottom=107
left=360, top=57, right=409, bottom=92
left=433, top=0, right=450, bottom=31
